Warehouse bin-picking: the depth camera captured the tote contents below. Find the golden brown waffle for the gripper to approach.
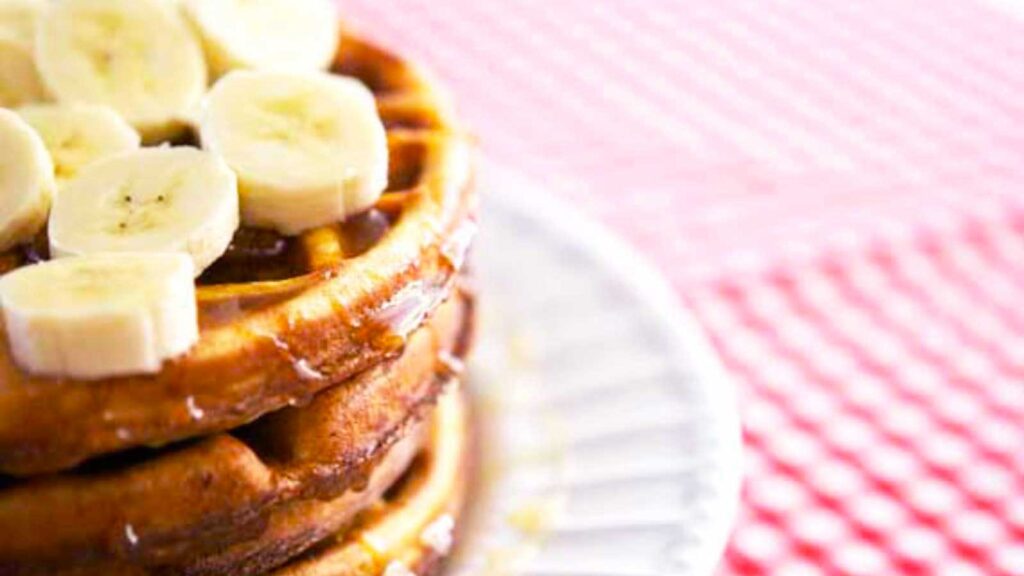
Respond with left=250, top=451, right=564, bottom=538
left=6, top=382, right=471, bottom=576
left=0, top=33, right=476, bottom=476
left=0, top=291, right=471, bottom=575
left=271, top=381, right=471, bottom=576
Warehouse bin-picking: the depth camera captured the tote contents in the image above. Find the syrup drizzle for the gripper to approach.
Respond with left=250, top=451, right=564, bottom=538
left=363, top=219, right=473, bottom=352
left=250, top=327, right=326, bottom=398
left=185, top=396, right=205, bottom=421
left=292, top=359, right=324, bottom=382
left=197, top=228, right=296, bottom=286
left=337, top=209, right=392, bottom=258
left=123, top=523, right=139, bottom=548
left=440, top=220, right=478, bottom=271
left=199, top=280, right=314, bottom=328
left=436, top=350, right=464, bottom=379
left=372, top=277, right=451, bottom=350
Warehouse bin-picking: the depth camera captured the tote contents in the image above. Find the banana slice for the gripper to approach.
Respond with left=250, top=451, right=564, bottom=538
left=48, top=147, right=239, bottom=276
left=34, top=0, right=207, bottom=143
left=0, top=108, right=54, bottom=251
left=0, top=0, right=47, bottom=107
left=0, top=0, right=42, bottom=44
left=0, top=253, right=198, bottom=379
left=198, top=70, right=388, bottom=235
left=18, top=104, right=141, bottom=186
left=181, top=0, right=340, bottom=77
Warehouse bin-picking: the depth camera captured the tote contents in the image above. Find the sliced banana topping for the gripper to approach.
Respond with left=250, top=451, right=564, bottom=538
left=18, top=104, right=141, bottom=186
left=0, top=0, right=43, bottom=45
left=34, top=0, right=207, bottom=143
left=0, top=0, right=47, bottom=107
left=182, top=0, right=340, bottom=77
left=0, top=108, right=54, bottom=251
left=199, top=70, right=388, bottom=235
left=0, top=253, right=198, bottom=379
left=48, top=147, right=239, bottom=276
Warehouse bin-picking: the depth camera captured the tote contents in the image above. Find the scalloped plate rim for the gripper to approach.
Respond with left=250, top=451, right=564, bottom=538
left=475, top=163, right=743, bottom=576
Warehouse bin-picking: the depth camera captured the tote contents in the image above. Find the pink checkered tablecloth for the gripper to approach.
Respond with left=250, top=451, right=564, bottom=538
left=341, top=0, right=1024, bottom=574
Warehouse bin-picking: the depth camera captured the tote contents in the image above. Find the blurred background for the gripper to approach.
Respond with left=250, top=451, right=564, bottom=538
left=343, top=1, right=1024, bottom=574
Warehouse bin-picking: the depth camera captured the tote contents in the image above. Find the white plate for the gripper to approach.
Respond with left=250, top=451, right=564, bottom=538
left=449, top=164, right=743, bottom=576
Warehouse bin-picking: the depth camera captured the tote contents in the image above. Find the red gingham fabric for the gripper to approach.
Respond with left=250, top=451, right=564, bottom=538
left=340, top=0, right=1024, bottom=573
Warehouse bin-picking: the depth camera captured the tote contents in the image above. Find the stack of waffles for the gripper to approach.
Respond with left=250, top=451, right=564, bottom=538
left=0, top=1, right=476, bottom=574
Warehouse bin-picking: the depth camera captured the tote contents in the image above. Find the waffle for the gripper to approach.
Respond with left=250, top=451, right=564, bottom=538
left=271, top=382, right=471, bottom=576
left=0, top=288, right=471, bottom=575
left=8, top=382, right=472, bottom=576
left=0, top=33, right=476, bottom=476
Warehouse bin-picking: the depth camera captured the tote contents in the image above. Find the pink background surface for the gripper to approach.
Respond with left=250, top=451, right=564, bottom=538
left=342, top=1, right=1024, bottom=574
